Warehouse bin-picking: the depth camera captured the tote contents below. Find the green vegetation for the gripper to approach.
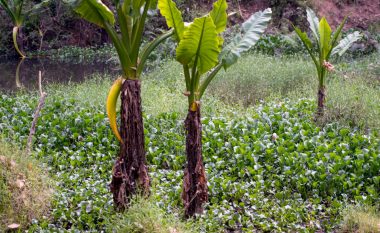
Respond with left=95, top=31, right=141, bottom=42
left=0, top=139, right=52, bottom=231
left=159, top=0, right=273, bottom=216
left=107, top=196, right=198, bottom=233
left=0, top=0, right=49, bottom=57
left=293, top=8, right=361, bottom=115
left=72, top=0, right=174, bottom=209
left=0, top=1, right=379, bottom=231
left=0, top=51, right=379, bottom=231
left=208, top=52, right=380, bottom=131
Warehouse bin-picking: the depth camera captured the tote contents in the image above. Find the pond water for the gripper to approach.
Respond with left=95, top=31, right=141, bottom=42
left=0, top=58, right=119, bottom=91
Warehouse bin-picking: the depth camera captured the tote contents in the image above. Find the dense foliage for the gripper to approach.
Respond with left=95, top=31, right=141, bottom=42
left=0, top=92, right=379, bottom=231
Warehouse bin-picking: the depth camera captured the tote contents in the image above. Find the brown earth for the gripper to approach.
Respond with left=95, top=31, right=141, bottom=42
left=235, top=0, right=380, bottom=31
left=311, top=0, right=380, bottom=30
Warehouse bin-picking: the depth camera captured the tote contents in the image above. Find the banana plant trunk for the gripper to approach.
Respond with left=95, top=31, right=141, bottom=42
left=317, top=85, right=326, bottom=116
left=110, top=79, right=150, bottom=211
left=182, top=104, right=208, bottom=218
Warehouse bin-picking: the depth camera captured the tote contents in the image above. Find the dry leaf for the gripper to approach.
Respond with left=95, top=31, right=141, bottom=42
left=15, top=179, right=25, bottom=189
left=169, top=227, right=179, bottom=233
left=27, top=162, right=33, bottom=171
left=8, top=223, right=20, bottom=229
left=9, top=159, right=16, bottom=168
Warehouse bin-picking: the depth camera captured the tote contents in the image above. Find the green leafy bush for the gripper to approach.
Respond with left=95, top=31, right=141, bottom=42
left=0, top=91, right=379, bottom=232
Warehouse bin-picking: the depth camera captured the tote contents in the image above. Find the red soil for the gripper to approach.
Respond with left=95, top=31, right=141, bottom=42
left=311, top=0, right=380, bottom=29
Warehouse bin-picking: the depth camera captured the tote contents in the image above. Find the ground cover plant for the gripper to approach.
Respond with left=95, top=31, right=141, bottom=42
left=0, top=53, right=379, bottom=231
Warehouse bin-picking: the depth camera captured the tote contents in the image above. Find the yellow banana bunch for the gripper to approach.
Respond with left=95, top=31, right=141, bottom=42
left=106, top=78, right=123, bottom=143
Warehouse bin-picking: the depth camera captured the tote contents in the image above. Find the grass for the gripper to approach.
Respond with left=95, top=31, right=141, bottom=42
left=44, top=62, right=229, bottom=117
left=43, top=52, right=380, bottom=132
left=339, top=204, right=380, bottom=233
left=0, top=139, right=53, bottom=231
left=208, top=52, right=380, bottom=132
left=107, top=196, right=198, bottom=233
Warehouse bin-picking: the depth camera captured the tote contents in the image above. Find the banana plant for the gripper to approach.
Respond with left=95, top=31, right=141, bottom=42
left=159, top=0, right=271, bottom=217
left=73, top=0, right=173, bottom=211
left=0, top=0, right=49, bottom=57
left=293, top=8, right=361, bottom=116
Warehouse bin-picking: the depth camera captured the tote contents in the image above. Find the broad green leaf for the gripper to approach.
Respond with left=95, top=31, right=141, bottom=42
left=132, top=0, right=144, bottom=16
left=330, top=17, right=347, bottom=48
left=306, top=7, right=319, bottom=42
left=176, top=16, right=219, bottom=74
left=221, top=8, right=271, bottom=69
left=331, top=31, right=361, bottom=56
left=0, top=0, right=17, bottom=23
left=217, top=36, right=224, bottom=48
left=122, top=0, right=131, bottom=14
left=293, top=26, right=312, bottom=50
left=158, top=0, right=185, bottom=41
left=137, top=29, right=174, bottom=75
left=293, top=26, right=318, bottom=68
left=326, top=16, right=347, bottom=59
left=73, top=0, right=115, bottom=28
left=27, top=0, right=50, bottom=17
left=319, top=17, right=331, bottom=59
left=149, top=0, right=158, bottom=9
left=210, top=0, right=227, bottom=33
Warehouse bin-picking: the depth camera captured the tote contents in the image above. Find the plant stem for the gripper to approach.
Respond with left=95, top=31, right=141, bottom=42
left=183, top=104, right=208, bottom=218
left=110, top=80, right=150, bottom=211
left=12, top=26, right=25, bottom=58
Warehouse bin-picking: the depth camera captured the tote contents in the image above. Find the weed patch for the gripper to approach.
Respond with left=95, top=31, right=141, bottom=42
left=0, top=93, right=379, bottom=232
left=0, top=139, right=53, bottom=231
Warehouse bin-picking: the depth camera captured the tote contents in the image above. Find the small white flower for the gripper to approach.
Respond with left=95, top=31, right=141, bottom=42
left=272, top=133, right=279, bottom=141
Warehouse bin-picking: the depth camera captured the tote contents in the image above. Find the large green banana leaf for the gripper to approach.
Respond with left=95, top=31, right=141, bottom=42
left=0, top=0, right=25, bottom=25
left=293, top=26, right=318, bottom=67
left=306, top=7, right=319, bottom=43
left=331, top=31, right=361, bottom=56
left=73, top=0, right=115, bottom=28
left=176, top=16, right=220, bottom=74
left=0, top=0, right=16, bottom=23
left=210, top=0, right=227, bottom=33
left=158, top=0, right=184, bottom=41
left=318, top=17, right=332, bottom=60
left=221, top=8, right=272, bottom=69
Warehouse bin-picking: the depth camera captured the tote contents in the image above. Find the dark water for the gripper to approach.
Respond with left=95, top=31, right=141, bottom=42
left=0, top=58, right=119, bottom=91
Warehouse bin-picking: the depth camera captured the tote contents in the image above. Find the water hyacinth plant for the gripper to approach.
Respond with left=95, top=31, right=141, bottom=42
left=158, top=0, right=271, bottom=217
left=72, top=0, right=173, bottom=210
left=293, top=8, right=361, bottom=116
